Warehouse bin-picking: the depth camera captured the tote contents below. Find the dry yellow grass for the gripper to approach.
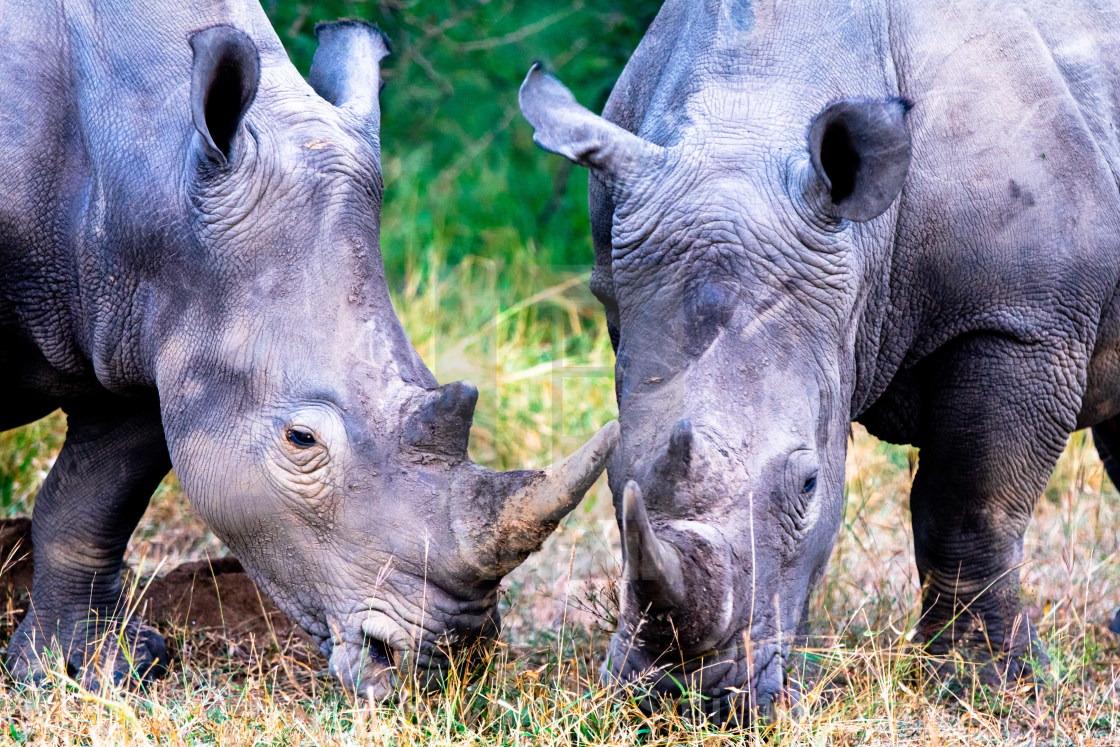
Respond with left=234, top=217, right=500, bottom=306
left=1, top=260, right=1118, bottom=745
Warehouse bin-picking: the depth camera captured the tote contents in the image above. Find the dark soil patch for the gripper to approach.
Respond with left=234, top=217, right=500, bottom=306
left=0, top=517, right=318, bottom=665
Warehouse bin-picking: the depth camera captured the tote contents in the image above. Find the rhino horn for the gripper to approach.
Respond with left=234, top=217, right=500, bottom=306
left=403, top=380, right=478, bottom=459
left=622, top=480, right=685, bottom=611
left=649, top=418, right=694, bottom=487
left=667, top=417, right=693, bottom=468
left=468, top=420, right=619, bottom=577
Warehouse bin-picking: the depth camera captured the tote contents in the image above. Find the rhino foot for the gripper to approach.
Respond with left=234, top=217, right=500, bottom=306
left=916, top=608, right=1050, bottom=695
left=918, top=641, right=1050, bottom=695
left=6, top=611, right=169, bottom=689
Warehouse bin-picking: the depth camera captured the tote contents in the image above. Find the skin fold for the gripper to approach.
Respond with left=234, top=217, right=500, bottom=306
left=0, top=1, right=617, bottom=696
left=520, top=0, right=1120, bottom=724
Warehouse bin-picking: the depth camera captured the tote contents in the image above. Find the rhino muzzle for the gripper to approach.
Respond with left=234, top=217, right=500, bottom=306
left=603, top=621, right=800, bottom=727
left=605, top=418, right=818, bottom=725
left=306, top=390, right=620, bottom=699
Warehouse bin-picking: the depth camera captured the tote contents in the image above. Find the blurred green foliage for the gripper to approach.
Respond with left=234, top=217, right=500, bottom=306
left=261, top=1, right=658, bottom=279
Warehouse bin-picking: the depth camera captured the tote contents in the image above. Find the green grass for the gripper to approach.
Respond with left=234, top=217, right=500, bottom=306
left=0, top=413, right=65, bottom=519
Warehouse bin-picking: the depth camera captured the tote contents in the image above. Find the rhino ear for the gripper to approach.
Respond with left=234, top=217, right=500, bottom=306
left=808, top=98, right=912, bottom=222
left=189, top=25, right=260, bottom=164
left=519, top=63, right=664, bottom=183
left=310, top=20, right=390, bottom=128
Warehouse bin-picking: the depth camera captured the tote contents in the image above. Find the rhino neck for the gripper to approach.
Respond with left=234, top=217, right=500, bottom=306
left=49, top=3, right=299, bottom=392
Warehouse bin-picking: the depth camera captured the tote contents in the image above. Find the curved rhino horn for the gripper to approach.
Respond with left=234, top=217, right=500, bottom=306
left=518, top=63, right=665, bottom=182
left=622, top=480, right=685, bottom=611
left=467, top=420, right=619, bottom=577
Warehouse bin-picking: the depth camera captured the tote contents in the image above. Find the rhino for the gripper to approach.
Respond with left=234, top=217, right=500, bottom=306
left=0, top=1, right=617, bottom=697
left=521, top=0, right=1120, bottom=723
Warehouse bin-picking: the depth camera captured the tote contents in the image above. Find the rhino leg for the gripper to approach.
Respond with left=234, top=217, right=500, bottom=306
left=6, top=395, right=171, bottom=688
left=1090, top=418, right=1120, bottom=636
left=909, top=334, right=1079, bottom=687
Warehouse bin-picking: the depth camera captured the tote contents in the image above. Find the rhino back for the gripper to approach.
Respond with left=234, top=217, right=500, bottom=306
left=893, top=1, right=1120, bottom=344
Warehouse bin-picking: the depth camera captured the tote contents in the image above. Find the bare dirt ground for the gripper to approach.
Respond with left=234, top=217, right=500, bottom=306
left=0, top=516, right=315, bottom=666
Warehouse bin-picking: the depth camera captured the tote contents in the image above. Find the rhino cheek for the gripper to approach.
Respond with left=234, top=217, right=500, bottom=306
left=325, top=564, right=502, bottom=695
left=260, top=439, right=345, bottom=521
left=176, top=451, right=333, bottom=638
left=158, top=388, right=352, bottom=632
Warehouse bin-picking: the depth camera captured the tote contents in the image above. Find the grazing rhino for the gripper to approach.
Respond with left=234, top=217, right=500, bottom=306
left=521, top=0, right=1120, bottom=723
left=0, top=2, right=617, bottom=696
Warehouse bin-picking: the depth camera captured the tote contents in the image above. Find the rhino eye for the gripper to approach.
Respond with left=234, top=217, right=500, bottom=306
left=287, top=427, right=317, bottom=448
left=800, top=475, right=817, bottom=495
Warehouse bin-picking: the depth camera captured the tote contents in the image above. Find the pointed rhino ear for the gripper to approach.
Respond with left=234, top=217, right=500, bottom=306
left=309, top=20, right=390, bottom=127
left=189, top=25, right=261, bottom=163
left=808, top=98, right=912, bottom=222
left=518, top=63, right=664, bottom=182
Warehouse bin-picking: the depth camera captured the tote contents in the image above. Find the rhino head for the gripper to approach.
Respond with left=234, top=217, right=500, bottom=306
left=520, top=64, right=910, bottom=721
left=154, top=25, right=616, bottom=699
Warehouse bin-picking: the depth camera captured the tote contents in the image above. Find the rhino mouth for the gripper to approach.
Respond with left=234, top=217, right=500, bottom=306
left=352, top=605, right=489, bottom=694
left=603, top=628, right=798, bottom=724
left=320, top=576, right=503, bottom=698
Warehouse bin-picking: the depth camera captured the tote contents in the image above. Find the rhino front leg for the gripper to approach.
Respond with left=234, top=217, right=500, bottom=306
left=909, top=334, right=1083, bottom=685
left=1090, top=417, right=1120, bottom=635
left=6, top=395, right=171, bottom=687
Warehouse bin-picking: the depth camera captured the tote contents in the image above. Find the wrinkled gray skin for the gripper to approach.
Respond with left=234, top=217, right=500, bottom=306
left=0, top=1, right=617, bottom=697
left=522, top=0, right=1120, bottom=724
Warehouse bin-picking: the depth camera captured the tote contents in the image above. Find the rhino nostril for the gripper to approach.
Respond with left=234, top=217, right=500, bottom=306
left=363, top=634, right=395, bottom=669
